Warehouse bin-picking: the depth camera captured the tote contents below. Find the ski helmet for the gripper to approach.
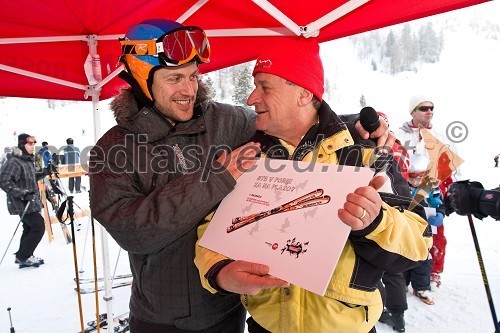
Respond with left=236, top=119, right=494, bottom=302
left=409, top=153, right=430, bottom=174
left=119, top=19, right=211, bottom=101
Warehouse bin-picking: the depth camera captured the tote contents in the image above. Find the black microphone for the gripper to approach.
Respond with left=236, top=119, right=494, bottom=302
left=359, top=106, right=380, bottom=134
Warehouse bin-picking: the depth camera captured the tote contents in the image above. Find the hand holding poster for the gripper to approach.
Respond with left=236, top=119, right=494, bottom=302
left=199, top=158, right=374, bottom=295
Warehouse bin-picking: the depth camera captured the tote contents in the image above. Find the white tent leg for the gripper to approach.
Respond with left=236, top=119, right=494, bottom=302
left=100, top=226, right=115, bottom=332
left=91, top=91, right=115, bottom=333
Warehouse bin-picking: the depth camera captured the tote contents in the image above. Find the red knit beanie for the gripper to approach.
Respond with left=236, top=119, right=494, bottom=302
left=252, top=38, right=324, bottom=101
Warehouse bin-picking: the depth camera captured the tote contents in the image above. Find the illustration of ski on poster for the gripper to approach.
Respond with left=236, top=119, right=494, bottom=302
left=199, top=158, right=373, bottom=296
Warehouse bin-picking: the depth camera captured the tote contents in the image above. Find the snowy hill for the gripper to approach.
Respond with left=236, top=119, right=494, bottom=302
left=1, top=1, right=500, bottom=332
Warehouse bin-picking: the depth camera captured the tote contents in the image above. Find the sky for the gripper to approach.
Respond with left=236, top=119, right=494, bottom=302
left=0, top=1, right=500, bottom=332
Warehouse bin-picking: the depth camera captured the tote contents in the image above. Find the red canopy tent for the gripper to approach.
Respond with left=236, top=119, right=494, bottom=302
left=0, top=0, right=490, bottom=102
left=0, top=0, right=491, bottom=330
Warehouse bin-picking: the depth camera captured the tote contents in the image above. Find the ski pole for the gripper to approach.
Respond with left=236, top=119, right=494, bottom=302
left=467, top=214, right=500, bottom=333
left=0, top=201, right=30, bottom=267
left=90, top=197, right=101, bottom=333
left=7, top=307, right=15, bottom=333
left=68, top=196, right=85, bottom=333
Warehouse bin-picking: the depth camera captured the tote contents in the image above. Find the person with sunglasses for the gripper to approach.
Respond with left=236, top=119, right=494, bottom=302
left=89, top=19, right=394, bottom=333
left=195, top=38, right=432, bottom=333
left=395, top=95, right=454, bottom=291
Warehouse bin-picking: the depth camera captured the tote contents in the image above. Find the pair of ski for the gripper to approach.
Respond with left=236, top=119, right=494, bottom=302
left=227, top=188, right=331, bottom=233
left=74, top=274, right=132, bottom=294
left=43, top=177, right=72, bottom=243
left=82, top=312, right=129, bottom=333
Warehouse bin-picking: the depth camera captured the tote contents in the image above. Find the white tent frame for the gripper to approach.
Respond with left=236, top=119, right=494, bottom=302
left=0, top=1, right=367, bottom=330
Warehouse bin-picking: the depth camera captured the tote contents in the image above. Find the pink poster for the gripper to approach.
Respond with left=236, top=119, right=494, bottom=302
left=199, top=158, right=373, bottom=296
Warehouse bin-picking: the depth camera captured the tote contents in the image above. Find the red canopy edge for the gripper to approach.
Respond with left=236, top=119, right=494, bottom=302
left=0, top=0, right=491, bottom=101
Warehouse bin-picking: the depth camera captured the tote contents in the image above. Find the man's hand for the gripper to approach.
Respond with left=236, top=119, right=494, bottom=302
left=217, top=142, right=261, bottom=180
left=338, top=175, right=385, bottom=231
left=215, top=260, right=289, bottom=295
left=355, top=117, right=396, bottom=152
left=23, top=191, right=36, bottom=202
left=448, top=181, right=485, bottom=217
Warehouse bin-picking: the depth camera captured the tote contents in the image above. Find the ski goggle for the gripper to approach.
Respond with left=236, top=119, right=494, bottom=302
left=120, top=26, right=210, bottom=66
left=409, top=171, right=426, bottom=179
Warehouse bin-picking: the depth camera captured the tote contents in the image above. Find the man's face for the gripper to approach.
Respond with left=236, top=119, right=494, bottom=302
left=411, top=102, right=434, bottom=127
left=247, top=72, right=303, bottom=138
left=151, top=62, right=199, bottom=123
left=24, top=138, right=36, bottom=155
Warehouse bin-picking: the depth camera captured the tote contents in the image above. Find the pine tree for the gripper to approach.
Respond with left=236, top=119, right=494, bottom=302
left=400, top=24, right=417, bottom=71
left=47, top=99, right=56, bottom=110
left=384, top=30, right=396, bottom=58
left=232, top=62, right=253, bottom=106
left=360, top=94, right=366, bottom=107
left=202, top=76, right=216, bottom=100
left=419, top=23, right=440, bottom=63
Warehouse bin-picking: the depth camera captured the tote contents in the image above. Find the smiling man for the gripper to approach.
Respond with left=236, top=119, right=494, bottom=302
left=89, top=19, right=259, bottom=333
left=195, top=38, right=432, bottom=333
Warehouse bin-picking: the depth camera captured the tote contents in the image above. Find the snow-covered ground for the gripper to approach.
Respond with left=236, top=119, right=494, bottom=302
left=1, top=1, right=499, bottom=332
left=0, top=168, right=498, bottom=332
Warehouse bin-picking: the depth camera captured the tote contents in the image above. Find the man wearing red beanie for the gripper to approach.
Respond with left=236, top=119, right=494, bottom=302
left=196, top=38, right=432, bottom=333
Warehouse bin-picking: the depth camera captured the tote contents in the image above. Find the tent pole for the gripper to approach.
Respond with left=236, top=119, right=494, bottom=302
left=90, top=88, right=115, bottom=333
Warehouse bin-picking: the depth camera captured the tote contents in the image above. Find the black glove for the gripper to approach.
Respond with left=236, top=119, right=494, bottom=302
left=23, top=191, right=36, bottom=202
left=448, top=181, right=486, bottom=219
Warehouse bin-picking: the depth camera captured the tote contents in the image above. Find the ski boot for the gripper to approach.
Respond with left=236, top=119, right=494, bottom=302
left=413, top=289, right=435, bottom=305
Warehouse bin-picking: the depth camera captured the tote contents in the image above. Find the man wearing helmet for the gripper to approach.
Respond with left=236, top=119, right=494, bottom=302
left=89, top=19, right=395, bottom=332
left=90, top=19, right=260, bottom=332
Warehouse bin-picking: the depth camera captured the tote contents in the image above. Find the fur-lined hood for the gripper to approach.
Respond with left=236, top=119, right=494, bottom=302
left=4, top=146, right=26, bottom=158
left=109, top=88, right=141, bottom=126
left=1, top=147, right=35, bottom=164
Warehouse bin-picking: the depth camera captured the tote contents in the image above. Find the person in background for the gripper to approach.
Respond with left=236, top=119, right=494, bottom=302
left=195, top=38, right=432, bottom=333
left=0, top=133, right=46, bottom=268
left=395, top=95, right=452, bottom=288
left=64, top=138, right=81, bottom=194
left=38, top=141, right=52, bottom=171
left=494, top=154, right=499, bottom=168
